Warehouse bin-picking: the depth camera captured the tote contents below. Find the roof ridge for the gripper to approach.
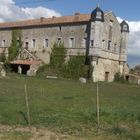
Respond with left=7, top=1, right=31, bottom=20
left=0, top=14, right=91, bottom=29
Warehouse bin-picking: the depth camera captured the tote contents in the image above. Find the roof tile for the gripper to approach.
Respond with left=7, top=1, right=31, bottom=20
left=0, top=14, right=91, bottom=29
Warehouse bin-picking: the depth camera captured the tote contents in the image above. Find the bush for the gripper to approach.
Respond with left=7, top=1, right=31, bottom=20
left=36, top=64, right=58, bottom=78
left=61, top=55, right=87, bottom=79
left=0, top=53, right=6, bottom=62
left=114, top=72, right=125, bottom=83
left=3, top=62, right=11, bottom=73
left=50, top=42, right=66, bottom=70
left=8, top=29, right=22, bottom=61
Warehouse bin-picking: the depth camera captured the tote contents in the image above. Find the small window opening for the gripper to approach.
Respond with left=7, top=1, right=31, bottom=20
left=91, top=40, right=94, bottom=47
left=69, top=38, right=75, bottom=48
left=2, top=40, right=6, bottom=47
left=32, top=39, right=36, bottom=48
left=108, top=40, right=111, bottom=50
left=45, top=39, right=49, bottom=48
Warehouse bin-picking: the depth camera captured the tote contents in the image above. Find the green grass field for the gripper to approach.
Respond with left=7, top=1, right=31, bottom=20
left=0, top=74, right=140, bottom=139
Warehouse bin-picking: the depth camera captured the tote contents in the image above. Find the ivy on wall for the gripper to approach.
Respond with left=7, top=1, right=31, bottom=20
left=50, top=42, right=67, bottom=70
left=8, top=29, right=22, bottom=61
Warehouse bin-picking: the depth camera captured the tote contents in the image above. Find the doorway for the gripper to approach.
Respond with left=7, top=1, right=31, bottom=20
left=105, top=72, right=109, bottom=81
left=10, top=64, right=30, bottom=75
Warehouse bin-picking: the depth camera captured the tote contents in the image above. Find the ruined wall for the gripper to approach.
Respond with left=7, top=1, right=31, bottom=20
left=92, top=58, right=120, bottom=82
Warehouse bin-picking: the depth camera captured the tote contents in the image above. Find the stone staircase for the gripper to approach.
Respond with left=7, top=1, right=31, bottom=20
left=17, top=48, right=38, bottom=61
left=17, top=48, right=50, bottom=64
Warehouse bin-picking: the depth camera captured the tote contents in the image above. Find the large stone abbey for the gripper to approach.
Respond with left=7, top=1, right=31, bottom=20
left=0, top=6, right=129, bottom=81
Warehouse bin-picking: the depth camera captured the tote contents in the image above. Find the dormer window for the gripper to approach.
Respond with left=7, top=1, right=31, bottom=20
left=91, top=6, right=104, bottom=22
left=120, top=20, right=129, bottom=32
left=96, top=11, right=102, bottom=19
left=123, top=25, right=128, bottom=31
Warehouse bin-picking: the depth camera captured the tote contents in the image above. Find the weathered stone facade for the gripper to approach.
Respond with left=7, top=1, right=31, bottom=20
left=0, top=6, right=129, bottom=81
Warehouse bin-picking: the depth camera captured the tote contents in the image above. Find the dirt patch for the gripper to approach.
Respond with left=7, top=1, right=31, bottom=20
left=0, top=125, right=86, bottom=140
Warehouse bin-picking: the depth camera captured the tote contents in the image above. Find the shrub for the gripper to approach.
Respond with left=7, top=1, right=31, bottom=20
left=3, top=62, right=11, bottom=73
left=114, top=72, right=125, bottom=83
left=50, top=42, right=67, bottom=70
left=0, top=53, right=6, bottom=62
left=61, top=55, right=87, bottom=79
left=36, top=64, right=57, bottom=78
left=8, top=29, right=22, bottom=61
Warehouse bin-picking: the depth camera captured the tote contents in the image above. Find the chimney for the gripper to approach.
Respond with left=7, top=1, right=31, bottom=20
left=74, top=12, right=80, bottom=15
left=40, top=17, right=45, bottom=22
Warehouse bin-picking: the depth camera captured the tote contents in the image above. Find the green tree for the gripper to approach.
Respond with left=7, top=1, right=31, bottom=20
left=8, top=29, right=22, bottom=61
left=50, top=42, right=67, bottom=70
left=0, top=53, right=6, bottom=62
left=114, top=72, right=125, bottom=83
left=61, top=55, right=87, bottom=79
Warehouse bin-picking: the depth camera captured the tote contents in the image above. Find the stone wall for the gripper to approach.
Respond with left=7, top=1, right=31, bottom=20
left=21, top=23, right=87, bottom=54
left=89, top=12, right=123, bottom=61
left=92, top=58, right=120, bottom=82
left=0, top=30, right=12, bottom=48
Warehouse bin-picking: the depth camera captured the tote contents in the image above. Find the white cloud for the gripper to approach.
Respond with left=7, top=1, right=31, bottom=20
left=0, top=0, right=61, bottom=22
left=126, top=20, right=140, bottom=63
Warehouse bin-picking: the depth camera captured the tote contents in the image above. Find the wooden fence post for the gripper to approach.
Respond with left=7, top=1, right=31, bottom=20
left=24, top=84, right=31, bottom=126
left=96, top=82, right=100, bottom=127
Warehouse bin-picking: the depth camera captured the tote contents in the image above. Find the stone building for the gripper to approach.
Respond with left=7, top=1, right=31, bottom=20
left=0, top=6, right=129, bottom=81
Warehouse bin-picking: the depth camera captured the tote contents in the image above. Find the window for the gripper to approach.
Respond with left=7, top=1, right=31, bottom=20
left=114, top=43, right=117, bottom=52
left=91, top=40, right=94, bottom=47
left=96, top=11, right=102, bottom=19
left=32, top=39, right=36, bottom=48
left=102, top=40, right=105, bottom=49
left=110, top=20, right=113, bottom=26
left=109, top=26, right=112, bottom=40
left=82, top=38, right=86, bottom=48
left=17, top=39, right=20, bottom=46
left=45, top=39, right=49, bottom=48
left=59, top=26, right=61, bottom=32
left=123, top=25, right=128, bottom=31
left=2, top=40, right=5, bottom=47
left=108, top=41, right=111, bottom=50
left=69, top=38, right=75, bottom=48
left=25, top=42, right=29, bottom=49
left=57, top=38, right=62, bottom=45
left=105, top=72, right=109, bottom=81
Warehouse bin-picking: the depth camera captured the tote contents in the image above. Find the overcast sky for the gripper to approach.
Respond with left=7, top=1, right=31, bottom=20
left=0, top=0, right=140, bottom=67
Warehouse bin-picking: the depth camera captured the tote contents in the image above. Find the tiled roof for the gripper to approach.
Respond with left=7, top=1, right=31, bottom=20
left=0, top=14, right=91, bottom=29
left=10, top=60, right=42, bottom=65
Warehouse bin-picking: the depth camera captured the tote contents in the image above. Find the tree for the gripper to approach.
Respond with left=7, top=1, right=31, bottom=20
left=8, top=29, right=22, bottom=61
left=50, top=42, right=67, bottom=70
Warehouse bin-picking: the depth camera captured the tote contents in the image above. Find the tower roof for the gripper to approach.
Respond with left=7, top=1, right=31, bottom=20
left=120, top=20, right=129, bottom=32
left=91, top=6, right=104, bottom=22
